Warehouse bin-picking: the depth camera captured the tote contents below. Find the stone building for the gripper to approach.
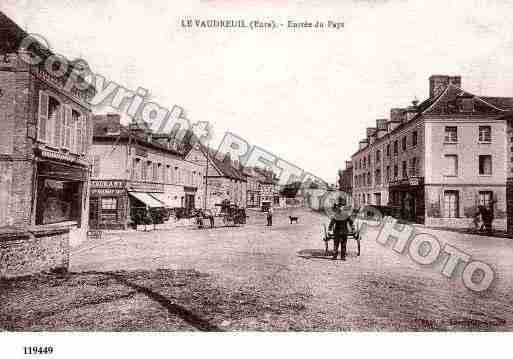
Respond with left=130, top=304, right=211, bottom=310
left=186, top=146, right=247, bottom=211
left=0, top=12, right=95, bottom=276
left=351, top=75, right=513, bottom=230
left=89, top=114, right=204, bottom=229
left=338, top=160, right=353, bottom=205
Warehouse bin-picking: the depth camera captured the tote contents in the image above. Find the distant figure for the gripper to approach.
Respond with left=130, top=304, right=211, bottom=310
left=289, top=215, right=299, bottom=224
left=328, top=205, right=354, bottom=261
left=266, top=206, right=273, bottom=226
left=482, top=205, right=494, bottom=234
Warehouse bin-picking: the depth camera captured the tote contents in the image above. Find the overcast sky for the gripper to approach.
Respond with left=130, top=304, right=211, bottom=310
left=4, top=0, right=513, bottom=183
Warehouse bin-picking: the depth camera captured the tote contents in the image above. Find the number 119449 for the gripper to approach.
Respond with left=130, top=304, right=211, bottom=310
left=24, top=346, right=53, bottom=355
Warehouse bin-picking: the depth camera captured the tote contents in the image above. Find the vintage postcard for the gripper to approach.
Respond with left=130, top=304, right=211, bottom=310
left=1, top=0, right=512, bottom=358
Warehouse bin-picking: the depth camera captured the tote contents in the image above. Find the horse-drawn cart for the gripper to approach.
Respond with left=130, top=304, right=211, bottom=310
left=322, top=223, right=360, bottom=256
left=215, top=202, right=247, bottom=227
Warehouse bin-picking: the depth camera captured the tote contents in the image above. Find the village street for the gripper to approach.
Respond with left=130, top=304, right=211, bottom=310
left=2, top=208, right=513, bottom=331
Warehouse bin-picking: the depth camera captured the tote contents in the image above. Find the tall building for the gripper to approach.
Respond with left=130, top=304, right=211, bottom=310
left=351, top=75, right=513, bottom=230
left=0, top=12, right=95, bottom=276
left=89, top=114, right=205, bottom=229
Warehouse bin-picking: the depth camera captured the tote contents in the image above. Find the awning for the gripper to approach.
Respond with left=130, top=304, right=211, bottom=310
left=129, top=192, right=166, bottom=208
left=149, top=193, right=173, bottom=208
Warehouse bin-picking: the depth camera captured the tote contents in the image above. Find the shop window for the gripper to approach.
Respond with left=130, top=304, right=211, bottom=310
left=479, top=155, right=492, bottom=175
left=35, top=178, right=82, bottom=226
left=479, top=126, right=491, bottom=143
left=444, top=190, right=459, bottom=218
left=101, top=197, right=118, bottom=210
left=444, top=155, right=458, bottom=176
left=444, top=126, right=458, bottom=143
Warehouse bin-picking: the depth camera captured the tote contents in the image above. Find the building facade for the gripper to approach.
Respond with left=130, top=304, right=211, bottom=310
left=186, top=147, right=247, bottom=211
left=351, top=75, right=513, bottom=230
left=89, top=114, right=204, bottom=229
left=0, top=13, right=94, bottom=276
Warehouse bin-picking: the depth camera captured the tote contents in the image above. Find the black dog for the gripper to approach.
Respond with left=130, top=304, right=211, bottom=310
left=289, top=216, right=299, bottom=224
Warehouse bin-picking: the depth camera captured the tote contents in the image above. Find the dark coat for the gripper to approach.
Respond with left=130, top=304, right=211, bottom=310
left=328, top=216, right=353, bottom=235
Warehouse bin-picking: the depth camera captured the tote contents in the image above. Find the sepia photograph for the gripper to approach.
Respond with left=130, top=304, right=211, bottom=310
left=1, top=0, right=513, bottom=358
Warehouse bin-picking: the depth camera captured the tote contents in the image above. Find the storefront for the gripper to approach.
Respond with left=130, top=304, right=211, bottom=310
left=388, top=177, right=425, bottom=223
left=89, top=180, right=128, bottom=230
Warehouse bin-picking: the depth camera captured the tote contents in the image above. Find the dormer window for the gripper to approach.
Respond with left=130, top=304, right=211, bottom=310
left=459, top=97, right=474, bottom=112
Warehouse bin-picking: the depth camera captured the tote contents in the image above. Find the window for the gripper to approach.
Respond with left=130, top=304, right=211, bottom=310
left=402, top=161, right=407, bottom=178
left=375, top=169, right=381, bottom=185
left=367, top=194, right=371, bottom=204
left=376, top=150, right=381, bottom=162
left=367, top=172, right=371, bottom=186
left=142, top=161, right=149, bottom=181
left=402, top=137, right=407, bottom=151
left=444, top=155, right=458, bottom=176
left=386, top=144, right=390, bottom=157
left=479, top=191, right=493, bottom=210
left=444, top=126, right=458, bottom=143
left=412, top=131, right=418, bottom=147
left=479, top=155, right=492, bottom=175
left=35, top=178, right=82, bottom=225
left=132, top=158, right=140, bottom=180
left=164, top=165, right=170, bottom=183
left=363, top=157, right=367, bottom=169
left=411, top=157, right=418, bottom=176
left=101, top=197, right=117, bottom=210
left=375, top=193, right=381, bottom=206
left=393, top=164, right=398, bottom=178
left=393, top=140, right=398, bottom=155
left=444, top=190, right=459, bottom=218
left=479, top=126, right=491, bottom=142
left=460, top=98, right=474, bottom=112
left=92, top=155, right=100, bottom=178
left=47, top=96, right=60, bottom=147
left=386, top=166, right=390, bottom=182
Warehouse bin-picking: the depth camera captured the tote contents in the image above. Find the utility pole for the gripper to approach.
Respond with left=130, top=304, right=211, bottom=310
left=203, top=149, right=208, bottom=210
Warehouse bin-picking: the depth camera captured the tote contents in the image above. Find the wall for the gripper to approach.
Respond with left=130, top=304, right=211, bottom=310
left=0, top=227, right=70, bottom=278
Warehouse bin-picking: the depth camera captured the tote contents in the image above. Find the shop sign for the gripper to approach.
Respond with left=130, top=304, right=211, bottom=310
left=409, top=177, right=420, bottom=186
left=91, top=188, right=125, bottom=196
left=87, top=230, right=103, bottom=239
left=91, top=180, right=126, bottom=188
left=128, top=181, right=164, bottom=193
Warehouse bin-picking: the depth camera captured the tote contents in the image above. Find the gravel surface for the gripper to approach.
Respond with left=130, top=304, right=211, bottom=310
left=2, top=208, right=513, bottom=331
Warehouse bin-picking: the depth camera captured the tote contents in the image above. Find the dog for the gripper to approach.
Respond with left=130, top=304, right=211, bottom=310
left=289, top=216, right=299, bottom=224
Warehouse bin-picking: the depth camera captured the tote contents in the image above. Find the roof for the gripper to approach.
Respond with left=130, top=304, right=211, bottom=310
left=0, top=11, right=95, bottom=92
left=93, top=126, right=183, bottom=157
left=351, top=83, right=513, bottom=158
left=198, top=146, right=246, bottom=181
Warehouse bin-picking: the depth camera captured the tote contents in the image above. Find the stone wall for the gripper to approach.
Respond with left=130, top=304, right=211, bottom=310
left=0, top=226, right=70, bottom=278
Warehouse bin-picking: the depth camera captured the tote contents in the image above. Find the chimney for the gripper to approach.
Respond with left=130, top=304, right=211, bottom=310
left=405, top=100, right=419, bottom=122
left=376, top=119, right=388, bottom=138
left=345, top=160, right=353, bottom=169
left=366, top=127, right=377, bottom=144
left=92, top=113, right=121, bottom=136
left=359, top=139, right=368, bottom=150
left=388, top=108, right=405, bottom=131
left=429, top=75, right=461, bottom=98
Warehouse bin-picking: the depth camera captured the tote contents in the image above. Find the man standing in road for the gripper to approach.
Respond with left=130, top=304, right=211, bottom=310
left=328, top=205, right=354, bottom=261
left=267, top=206, right=273, bottom=226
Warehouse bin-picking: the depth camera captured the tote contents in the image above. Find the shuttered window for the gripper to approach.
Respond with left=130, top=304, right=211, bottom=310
left=37, top=91, right=49, bottom=142
left=63, top=105, right=72, bottom=150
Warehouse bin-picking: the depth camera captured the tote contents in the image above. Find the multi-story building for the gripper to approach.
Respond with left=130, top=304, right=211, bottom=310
left=89, top=114, right=204, bottom=229
left=242, top=167, right=261, bottom=209
left=0, top=12, right=95, bottom=276
left=186, top=147, right=247, bottom=211
left=351, top=74, right=513, bottom=230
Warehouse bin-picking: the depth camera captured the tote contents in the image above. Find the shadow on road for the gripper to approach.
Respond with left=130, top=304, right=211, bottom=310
left=74, top=271, right=224, bottom=332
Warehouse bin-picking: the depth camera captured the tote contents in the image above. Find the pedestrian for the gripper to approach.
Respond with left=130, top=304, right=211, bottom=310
left=328, top=205, right=354, bottom=261
left=266, top=206, right=273, bottom=226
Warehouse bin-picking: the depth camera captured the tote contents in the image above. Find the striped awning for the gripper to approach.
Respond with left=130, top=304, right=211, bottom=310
left=128, top=192, right=165, bottom=208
